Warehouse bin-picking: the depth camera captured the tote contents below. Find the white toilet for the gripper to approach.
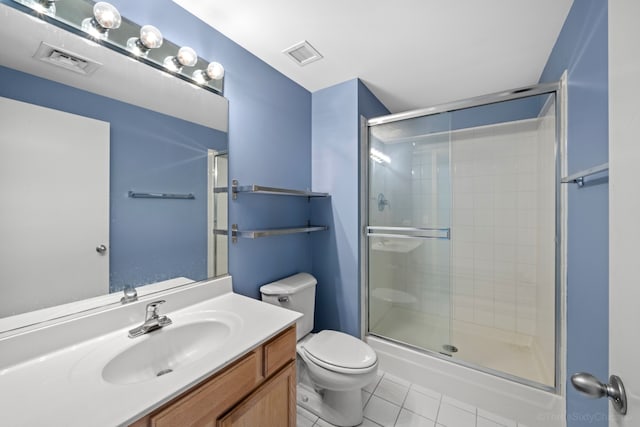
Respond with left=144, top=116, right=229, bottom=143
left=261, top=273, right=378, bottom=427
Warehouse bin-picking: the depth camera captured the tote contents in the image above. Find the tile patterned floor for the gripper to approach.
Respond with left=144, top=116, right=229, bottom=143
left=296, top=371, right=530, bottom=427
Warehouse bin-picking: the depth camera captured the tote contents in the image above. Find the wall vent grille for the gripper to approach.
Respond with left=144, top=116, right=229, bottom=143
left=33, top=42, right=101, bottom=75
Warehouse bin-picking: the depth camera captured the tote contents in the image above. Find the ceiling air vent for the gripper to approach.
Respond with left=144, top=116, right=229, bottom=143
left=282, top=40, right=323, bottom=66
left=33, top=42, right=102, bottom=76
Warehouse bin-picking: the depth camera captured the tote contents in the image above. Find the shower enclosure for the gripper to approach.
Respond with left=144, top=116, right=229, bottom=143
left=363, top=84, right=560, bottom=389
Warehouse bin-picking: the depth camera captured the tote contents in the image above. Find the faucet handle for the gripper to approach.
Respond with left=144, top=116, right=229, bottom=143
left=145, top=300, right=166, bottom=317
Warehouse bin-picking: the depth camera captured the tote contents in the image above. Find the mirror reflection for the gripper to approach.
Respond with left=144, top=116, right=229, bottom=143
left=0, top=3, right=229, bottom=320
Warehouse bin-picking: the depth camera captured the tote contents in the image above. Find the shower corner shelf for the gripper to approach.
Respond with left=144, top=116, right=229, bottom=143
left=230, top=224, right=328, bottom=243
left=231, top=180, right=329, bottom=200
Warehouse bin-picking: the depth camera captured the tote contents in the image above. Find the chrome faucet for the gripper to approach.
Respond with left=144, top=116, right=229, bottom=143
left=128, top=300, right=172, bottom=338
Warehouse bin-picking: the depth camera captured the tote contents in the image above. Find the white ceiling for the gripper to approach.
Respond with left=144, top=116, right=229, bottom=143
left=173, top=0, right=573, bottom=113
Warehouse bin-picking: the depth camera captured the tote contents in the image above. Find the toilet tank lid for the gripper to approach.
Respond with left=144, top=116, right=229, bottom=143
left=260, top=272, right=317, bottom=295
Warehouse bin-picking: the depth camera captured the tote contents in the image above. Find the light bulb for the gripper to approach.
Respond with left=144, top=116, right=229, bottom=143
left=206, top=62, right=224, bottom=80
left=126, top=25, right=163, bottom=57
left=192, top=70, right=208, bottom=85
left=27, top=0, right=57, bottom=15
left=163, top=47, right=198, bottom=72
left=177, top=47, right=198, bottom=67
left=93, top=2, right=121, bottom=29
left=192, top=62, right=225, bottom=85
left=81, top=2, right=121, bottom=39
left=139, top=25, right=163, bottom=49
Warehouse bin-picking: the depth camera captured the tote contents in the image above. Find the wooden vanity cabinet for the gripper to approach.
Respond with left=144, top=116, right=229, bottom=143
left=130, top=325, right=296, bottom=427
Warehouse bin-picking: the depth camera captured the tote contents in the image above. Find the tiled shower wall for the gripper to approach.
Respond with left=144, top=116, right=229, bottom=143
left=451, top=117, right=555, bottom=346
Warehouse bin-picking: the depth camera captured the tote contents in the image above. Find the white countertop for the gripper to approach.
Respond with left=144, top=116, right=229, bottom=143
left=0, top=277, right=301, bottom=426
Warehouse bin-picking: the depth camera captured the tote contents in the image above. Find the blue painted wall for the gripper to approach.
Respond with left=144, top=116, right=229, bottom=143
left=311, top=79, right=388, bottom=337
left=86, top=0, right=314, bottom=298
left=539, top=1, right=609, bottom=425
left=1, top=0, right=313, bottom=298
left=0, top=64, right=226, bottom=291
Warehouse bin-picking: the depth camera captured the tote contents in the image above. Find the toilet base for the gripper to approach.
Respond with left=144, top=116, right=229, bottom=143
left=297, top=383, right=364, bottom=427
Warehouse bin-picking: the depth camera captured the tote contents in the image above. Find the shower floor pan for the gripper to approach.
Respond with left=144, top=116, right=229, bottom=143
left=370, top=306, right=553, bottom=386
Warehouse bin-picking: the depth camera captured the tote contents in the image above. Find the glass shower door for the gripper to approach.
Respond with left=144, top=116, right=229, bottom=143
left=367, top=113, right=453, bottom=356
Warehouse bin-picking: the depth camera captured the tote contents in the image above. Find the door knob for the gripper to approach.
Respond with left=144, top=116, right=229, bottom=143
left=96, top=244, right=107, bottom=254
left=571, top=372, right=627, bottom=415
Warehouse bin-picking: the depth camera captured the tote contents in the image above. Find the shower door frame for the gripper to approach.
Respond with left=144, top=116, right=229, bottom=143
left=360, top=80, right=566, bottom=393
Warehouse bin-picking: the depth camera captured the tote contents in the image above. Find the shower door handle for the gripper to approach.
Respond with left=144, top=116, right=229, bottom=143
left=570, top=372, right=627, bottom=415
left=366, top=226, right=451, bottom=240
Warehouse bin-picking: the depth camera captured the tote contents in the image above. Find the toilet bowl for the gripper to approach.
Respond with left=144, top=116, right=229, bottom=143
left=261, top=273, right=378, bottom=427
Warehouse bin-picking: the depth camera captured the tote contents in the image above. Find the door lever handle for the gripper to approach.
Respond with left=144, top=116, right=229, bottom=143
left=571, top=372, right=627, bottom=415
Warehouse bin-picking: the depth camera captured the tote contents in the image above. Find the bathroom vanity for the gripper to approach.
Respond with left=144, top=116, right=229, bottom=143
left=0, top=276, right=300, bottom=426
left=130, top=325, right=296, bottom=426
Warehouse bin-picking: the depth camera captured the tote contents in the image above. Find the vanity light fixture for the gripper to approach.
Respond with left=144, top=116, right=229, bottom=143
left=163, top=46, right=198, bottom=72
left=126, top=25, right=163, bottom=57
left=25, top=0, right=57, bottom=15
left=9, top=0, right=225, bottom=95
left=192, top=62, right=225, bottom=85
left=81, top=1, right=121, bottom=39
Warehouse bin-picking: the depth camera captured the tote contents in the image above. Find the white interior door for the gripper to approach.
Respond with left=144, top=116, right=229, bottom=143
left=609, top=1, right=640, bottom=425
left=0, top=96, right=109, bottom=317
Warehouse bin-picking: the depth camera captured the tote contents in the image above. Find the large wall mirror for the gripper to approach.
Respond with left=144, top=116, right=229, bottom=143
left=0, top=3, right=229, bottom=331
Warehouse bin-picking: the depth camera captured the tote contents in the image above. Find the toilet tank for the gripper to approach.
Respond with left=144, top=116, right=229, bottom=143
left=260, top=273, right=316, bottom=341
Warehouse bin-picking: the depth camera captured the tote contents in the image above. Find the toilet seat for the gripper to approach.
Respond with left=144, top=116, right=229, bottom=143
left=301, top=330, right=377, bottom=374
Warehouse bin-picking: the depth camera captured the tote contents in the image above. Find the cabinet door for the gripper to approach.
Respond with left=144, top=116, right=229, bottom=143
left=147, top=349, right=262, bottom=427
left=218, top=362, right=296, bottom=427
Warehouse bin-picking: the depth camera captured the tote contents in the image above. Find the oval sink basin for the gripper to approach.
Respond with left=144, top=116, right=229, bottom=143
left=102, top=320, right=230, bottom=385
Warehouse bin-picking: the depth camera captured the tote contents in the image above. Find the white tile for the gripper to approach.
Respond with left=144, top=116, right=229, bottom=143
left=441, top=396, right=476, bottom=414
left=362, top=390, right=372, bottom=408
left=363, top=395, right=401, bottom=427
left=364, top=372, right=383, bottom=393
left=516, top=192, right=536, bottom=210
left=474, top=209, right=494, bottom=227
left=453, top=276, right=474, bottom=296
left=358, top=418, right=383, bottom=427
left=453, top=241, right=474, bottom=260
left=453, top=226, right=474, bottom=243
left=516, top=317, right=536, bottom=335
left=436, top=402, right=476, bottom=427
left=493, top=227, right=516, bottom=244
left=477, top=408, right=517, bottom=427
left=494, top=313, right=516, bottom=331
left=477, top=417, right=503, bottom=427
left=473, top=243, right=494, bottom=260
left=313, top=418, right=338, bottom=427
left=474, top=226, right=494, bottom=243
left=297, top=413, right=315, bottom=427
left=402, top=389, right=440, bottom=421
left=298, top=406, right=319, bottom=423
left=373, top=377, right=410, bottom=406
left=474, top=309, right=494, bottom=327
left=453, top=304, right=474, bottom=322
left=395, top=409, right=436, bottom=427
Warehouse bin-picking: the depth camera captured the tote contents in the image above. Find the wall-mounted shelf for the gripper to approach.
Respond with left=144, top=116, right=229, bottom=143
left=231, top=224, right=328, bottom=243
left=128, top=191, right=195, bottom=199
left=232, top=180, right=329, bottom=200
left=561, top=162, right=609, bottom=187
